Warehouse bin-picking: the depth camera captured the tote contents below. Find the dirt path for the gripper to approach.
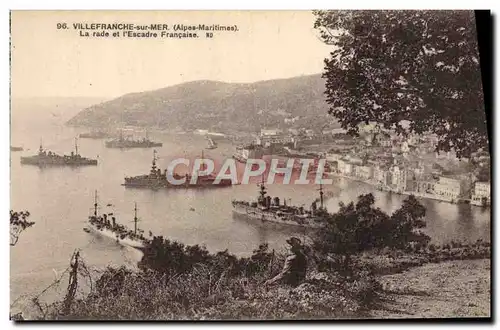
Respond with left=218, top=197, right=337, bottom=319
left=371, top=259, right=490, bottom=319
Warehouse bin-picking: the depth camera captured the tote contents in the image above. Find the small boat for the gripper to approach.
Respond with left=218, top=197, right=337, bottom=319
left=206, top=137, right=217, bottom=150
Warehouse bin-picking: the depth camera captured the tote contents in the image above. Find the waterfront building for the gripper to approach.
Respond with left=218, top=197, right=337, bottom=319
left=414, top=179, right=436, bottom=194
left=389, top=165, right=407, bottom=192
left=256, top=129, right=293, bottom=147
left=337, top=159, right=353, bottom=176
left=433, top=176, right=462, bottom=201
left=353, top=165, right=373, bottom=181
left=373, top=165, right=386, bottom=184
left=471, top=181, right=491, bottom=206
left=326, top=152, right=343, bottom=162
left=261, top=128, right=282, bottom=136
left=345, top=155, right=363, bottom=166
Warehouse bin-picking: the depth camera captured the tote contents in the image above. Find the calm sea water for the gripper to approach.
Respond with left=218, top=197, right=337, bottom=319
left=10, top=103, right=490, bottom=308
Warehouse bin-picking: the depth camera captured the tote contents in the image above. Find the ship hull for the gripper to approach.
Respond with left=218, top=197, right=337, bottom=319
left=87, top=223, right=146, bottom=249
left=20, top=157, right=98, bottom=166
left=232, top=155, right=247, bottom=163
left=105, top=141, right=163, bottom=149
left=123, top=179, right=232, bottom=189
left=231, top=205, right=324, bottom=229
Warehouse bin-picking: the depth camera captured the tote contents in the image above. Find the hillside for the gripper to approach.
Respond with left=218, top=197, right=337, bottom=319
left=66, top=74, right=339, bottom=134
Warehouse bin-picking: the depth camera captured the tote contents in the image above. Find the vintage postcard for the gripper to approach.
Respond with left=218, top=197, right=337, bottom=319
left=9, top=10, right=490, bottom=320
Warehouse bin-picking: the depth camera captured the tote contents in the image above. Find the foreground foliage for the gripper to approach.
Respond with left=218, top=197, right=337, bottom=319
left=10, top=210, right=35, bottom=246
left=22, top=194, right=490, bottom=320
left=314, top=10, right=487, bottom=158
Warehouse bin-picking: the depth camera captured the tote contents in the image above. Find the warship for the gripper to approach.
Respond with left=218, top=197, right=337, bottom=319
left=123, top=150, right=233, bottom=189
left=10, top=146, right=23, bottom=152
left=85, top=192, right=150, bottom=249
left=232, top=179, right=328, bottom=228
left=20, top=139, right=98, bottom=167
left=105, top=131, right=162, bottom=149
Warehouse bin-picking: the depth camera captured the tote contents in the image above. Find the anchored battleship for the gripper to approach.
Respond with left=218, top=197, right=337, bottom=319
left=105, top=131, right=162, bottom=149
left=10, top=146, right=23, bottom=152
left=20, top=139, right=98, bottom=167
left=85, top=192, right=150, bottom=249
left=123, top=150, right=232, bottom=189
left=232, top=179, right=329, bottom=228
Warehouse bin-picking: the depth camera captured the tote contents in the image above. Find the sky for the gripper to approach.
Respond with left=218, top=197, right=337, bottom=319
left=10, top=11, right=332, bottom=98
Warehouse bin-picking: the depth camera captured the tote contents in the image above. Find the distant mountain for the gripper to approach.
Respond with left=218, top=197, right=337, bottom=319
left=66, top=74, right=339, bottom=134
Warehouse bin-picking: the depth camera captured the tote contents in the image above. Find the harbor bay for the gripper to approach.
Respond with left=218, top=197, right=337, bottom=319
left=10, top=109, right=490, bottom=306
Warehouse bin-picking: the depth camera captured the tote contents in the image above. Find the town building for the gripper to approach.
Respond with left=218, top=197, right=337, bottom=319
left=344, top=155, right=363, bottom=166
left=326, top=152, right=343, bottom=162
left=388, top=165, right=408, bottom=193
left=413, top=179, right=436, bottom=194
left=337, top=159, right=353, bottom=176
left=471, top=181, right=491, bottom=206
left=328, top=128, right=348, bottom=136
left=256, top=129, right=293, bottom=147
left=433, top=176, right=462, bottom=202
left=353, top=165, right=373, bottom=181
left=373, top=165, right=386, bottom=184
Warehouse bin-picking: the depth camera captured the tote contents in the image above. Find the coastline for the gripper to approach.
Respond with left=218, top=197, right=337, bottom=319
left=327, top=172, right=489, bottom=208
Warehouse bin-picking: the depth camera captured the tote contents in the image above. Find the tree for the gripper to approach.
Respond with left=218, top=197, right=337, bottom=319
left=314, top=193, right=430, bottom=269
left=313, top=10, right=488, bottom=158
left=476, top=164, right=490, bottom=182
left=388, top=195, right=430, bottom=250
left=10, top=210, right=35, bottom=246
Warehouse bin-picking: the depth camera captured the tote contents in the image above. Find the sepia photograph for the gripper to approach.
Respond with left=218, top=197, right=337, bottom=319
left=9, top=10, right=491, bottom=321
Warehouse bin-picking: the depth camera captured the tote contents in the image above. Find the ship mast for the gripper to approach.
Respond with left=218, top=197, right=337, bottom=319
left=319, top=182, right=324, bottom=209
left=74, top=137, right=79, bottom=155
left=94, top=190, right=98, bottom=217
left=39, top=138, right=43, bottom=154
left=134, top=202, right=138, bottom=235
left=259, top=174, right=267, bottom=202
left=200, top=150, right=206, bottom=173
left=152, top=149, right=157, bottom=171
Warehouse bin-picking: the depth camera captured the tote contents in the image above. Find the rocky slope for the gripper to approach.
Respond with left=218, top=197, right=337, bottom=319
left=66, top=74, right=338, bottom=134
